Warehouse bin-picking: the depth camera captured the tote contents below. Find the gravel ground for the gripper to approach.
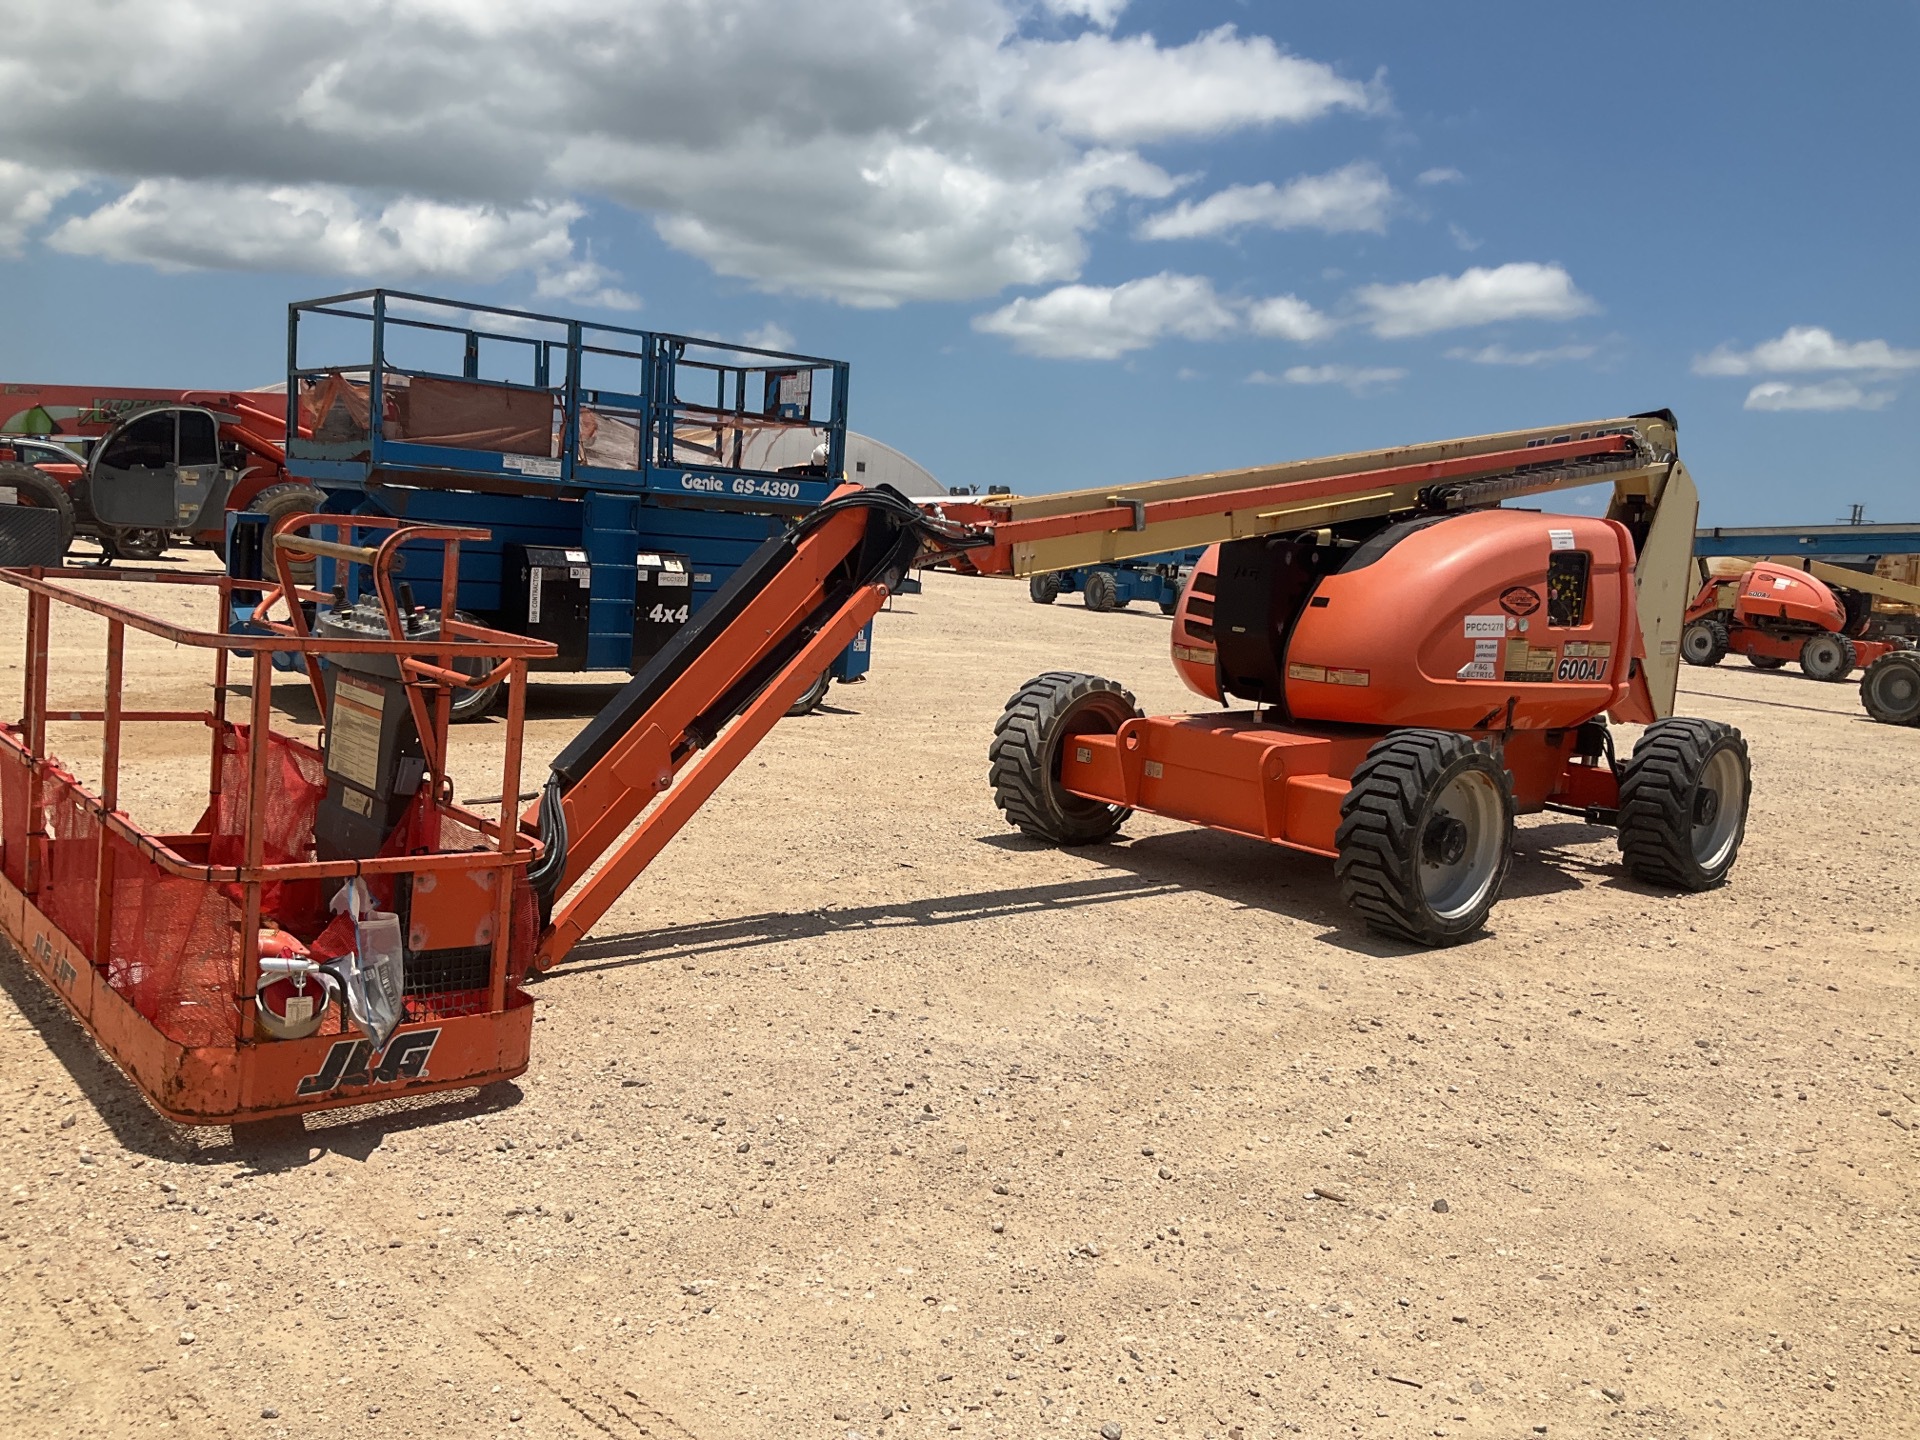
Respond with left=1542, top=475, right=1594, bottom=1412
left=1, top=558, right=1916, bottom=1440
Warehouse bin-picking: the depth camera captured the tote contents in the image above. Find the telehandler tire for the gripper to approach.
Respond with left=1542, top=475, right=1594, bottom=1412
left=246, top=483, right=326, bottom=588
left=0, top=462, right=76, bottom=559
left=1081, top=569, right=1121, bottom=612
left=989, top=671, right=1139, bottom=845
left=1335, top=729, right=1515, bottom=948
left=1028, top=572, right=1062, bottom=605
left=1799, top=632, right=1857, bottom=682
left=1617, top=718, right=1749, bottom=891
left=1680, top=618, right=1729, bottom=666
left=1859, top=651, right=1920, bottom=725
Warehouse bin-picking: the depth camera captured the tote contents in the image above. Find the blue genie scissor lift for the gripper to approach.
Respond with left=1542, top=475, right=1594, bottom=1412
left=230, top=289, right=872, bottom=716
left=1027, top=549, right=1205, bottom=615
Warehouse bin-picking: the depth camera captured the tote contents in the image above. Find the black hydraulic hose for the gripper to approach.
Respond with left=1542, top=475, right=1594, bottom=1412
left=527, top=487, right=989, bottom=920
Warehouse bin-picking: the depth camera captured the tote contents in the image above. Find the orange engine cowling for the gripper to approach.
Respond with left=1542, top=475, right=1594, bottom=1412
left=1720, top=562, right=1846, bottom=633
left=1169, top=509, right=1642, bottom=730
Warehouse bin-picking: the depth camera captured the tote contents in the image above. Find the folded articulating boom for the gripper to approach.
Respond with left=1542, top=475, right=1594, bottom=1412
left=1, top=410, right=1747, bottom=1122
left=528, top=408, right=1744, bottom=964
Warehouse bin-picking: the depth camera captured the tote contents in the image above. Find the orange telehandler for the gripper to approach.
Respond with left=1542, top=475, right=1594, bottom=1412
left=0, top=408, right=1748, bottom=1123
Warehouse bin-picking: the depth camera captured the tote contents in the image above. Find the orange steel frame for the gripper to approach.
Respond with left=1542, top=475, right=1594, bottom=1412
left=0, top=520, right=554, bottom=1124
left=1058, top=720, right=1618, bottom=858
left=534, top=494, right=894, bottom=968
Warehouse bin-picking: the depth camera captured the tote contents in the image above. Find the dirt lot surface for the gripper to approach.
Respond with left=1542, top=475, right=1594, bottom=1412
left=1, top=558, right=1916, bottom=1440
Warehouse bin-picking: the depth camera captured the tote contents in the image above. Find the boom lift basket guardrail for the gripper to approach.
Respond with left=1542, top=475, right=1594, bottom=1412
left=0, top=521, right=553, bottom=1123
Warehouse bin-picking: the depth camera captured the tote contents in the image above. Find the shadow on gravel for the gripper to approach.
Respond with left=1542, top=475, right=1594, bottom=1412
left=0, top=938, right=522, bottom=1168
left=561, top=870, right=1184, bottom=973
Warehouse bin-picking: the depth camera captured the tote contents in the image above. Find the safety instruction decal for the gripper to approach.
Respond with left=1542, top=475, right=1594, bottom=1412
left=1288, top=663, right=1370, bottom=687
left=1503, top=638, right=1557, bottom=682
left=1549, top=528, right=1576, bottom=551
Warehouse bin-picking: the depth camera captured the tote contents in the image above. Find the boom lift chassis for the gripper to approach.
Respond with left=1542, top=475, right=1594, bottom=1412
left=2, top=411, right=1747, bottom=1123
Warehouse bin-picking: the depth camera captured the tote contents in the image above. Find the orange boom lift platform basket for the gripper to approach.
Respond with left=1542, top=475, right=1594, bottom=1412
left=0, top=518, right=553, bottom=1124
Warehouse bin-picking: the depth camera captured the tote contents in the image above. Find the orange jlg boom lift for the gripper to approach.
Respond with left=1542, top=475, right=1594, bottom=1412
left=0, top=409, right=1748, bottom=1123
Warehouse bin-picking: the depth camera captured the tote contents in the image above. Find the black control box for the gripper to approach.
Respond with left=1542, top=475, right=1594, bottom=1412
left=631, top=551, right=692, bottom=669
left=503, top=543, right=592, bottom=668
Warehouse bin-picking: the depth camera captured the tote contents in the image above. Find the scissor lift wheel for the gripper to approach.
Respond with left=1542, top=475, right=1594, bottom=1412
left=989, top=671, right=1139, bottom=844
left=1335, top=729, right=1516, bottom=947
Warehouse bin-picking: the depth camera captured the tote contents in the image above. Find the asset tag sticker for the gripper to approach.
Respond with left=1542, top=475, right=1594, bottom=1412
left=1456, top=660, right=1496, bottom=680
left=1549, top=528, right=1576, bottom=551
left=1464, top=615, right=1506, bottom=638
left=503, top=455, right=563, bottom=478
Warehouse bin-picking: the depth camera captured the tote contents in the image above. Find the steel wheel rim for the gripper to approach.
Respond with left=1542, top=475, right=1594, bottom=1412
left=1691, top=748, right=1743, bottom=869
left=1418, top=770, right=1504, bottom=922
left=1806, top=636, right=1841, bottom=670
left=1870, top=663, right=1920, bottom=713
left=1682, top=626, right=1716, bottom=661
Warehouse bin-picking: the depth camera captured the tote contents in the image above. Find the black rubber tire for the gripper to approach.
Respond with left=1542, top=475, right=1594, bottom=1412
left=444, top=610, right=502, bottom=723
left=784, top=668, right=832, bottom=718
left=1334, top=729, right=1516, bottom=947
left=1799, top=632, right=1857, bottom=682
left=1081, top=569, right=1121, bottom=612
left=1680, top=618, right=1729, bottom=666
left=989, top=671, right=1139, bottom=844
left=1746, top=653, right=1788, bottom=670
left=1158, top=596, right=1179, bottom=616
left=1617, top=718, right=1750, bottom=891
left=0, top=462, right=76, bottom=558
left=1028, top=572, right=1063, bottom=605
left=106, top=527, right=168, bottom=562
left=1859, top=652, right=1920, bottom=726
left=247, top=483, right=326, bottom=588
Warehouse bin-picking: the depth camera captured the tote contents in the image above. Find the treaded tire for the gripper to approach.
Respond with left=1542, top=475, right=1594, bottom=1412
left=1746, top=653, right=1787, bottom=670
left=0, top=462, right=76, bottom=558
left=1859, top=652, right=1920, bottom=725
left=1617, top=718, right=1750, bottom=891
left=1081, top=569, right=1121, bottom=612
left=1028, top=572, right=1062, bottom=605
left=248, top=482, right=326, bottom=588
left=439, top=610, right=503, bottom=723
left=1799, top=632, right=1857, bottom=682
left=106, top=527, right=168, bottom=562
left=784, top=668, right=832, bottom=718
left=1681, top=618, right=1729, bottom=666
left=989, top=671, right=1139, bottom=844
left=1334, top=729, right=1515, bottom=948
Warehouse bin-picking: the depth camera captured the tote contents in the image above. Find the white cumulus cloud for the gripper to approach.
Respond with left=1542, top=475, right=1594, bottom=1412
left=0, top=161, right=82, bottom=257
left=1037, top=0, right=1129, bottom=28
left=0, top=1, right=1387, bottom=308
left=1693, top=326, right=1920, bottom=377
left=1353, top=262, right=1596, bottom=338
left=973, top=272, right=1237, bottom=358
left=1248, top=364, right=1405, bottom=393
left=1246, top=294, right=1339, bottom=342
left=48, top=180, right=623, bottom=300
left=1446, top=342, right=1596, bottom=366
left=1416, top=166, right=1463, bottom=186
left=1137, top=161, right=1392, bottom=240
left=1743, top=380, right=1894, bottom=413
left=1015, top=24, right=1383, bottom=144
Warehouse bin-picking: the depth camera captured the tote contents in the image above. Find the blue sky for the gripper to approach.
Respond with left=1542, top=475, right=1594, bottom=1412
left=2, top=0, right=1915, bottom=524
